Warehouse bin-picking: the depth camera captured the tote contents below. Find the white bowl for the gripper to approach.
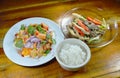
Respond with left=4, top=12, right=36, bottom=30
left=55, top=38, right=91, bottom=71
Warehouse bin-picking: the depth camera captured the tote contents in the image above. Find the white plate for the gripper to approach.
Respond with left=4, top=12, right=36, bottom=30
left=3, top=17, right=64, bottom=66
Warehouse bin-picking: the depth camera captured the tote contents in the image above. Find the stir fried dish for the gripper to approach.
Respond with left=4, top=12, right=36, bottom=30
left=67, top=13, right=108, bottom=44
left=14, top=23, right=56, bottom=58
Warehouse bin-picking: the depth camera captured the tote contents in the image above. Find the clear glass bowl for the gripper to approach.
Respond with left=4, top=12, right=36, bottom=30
left=60, top=7, right=118, bottom=48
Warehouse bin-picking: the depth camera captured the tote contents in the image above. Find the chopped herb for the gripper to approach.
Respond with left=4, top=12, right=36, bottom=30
left=14, top=38, right=24, bottom=48
left=44, top=49, right=50, bottom=54
left=20, top=24, right=25, bottom=30
left=37, top=25, right=46, bottom=34
left=27, top=25, right=35, bottom=35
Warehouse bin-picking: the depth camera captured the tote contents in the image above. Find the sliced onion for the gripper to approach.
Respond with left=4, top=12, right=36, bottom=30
left=24, top=42, right=33, bottom=48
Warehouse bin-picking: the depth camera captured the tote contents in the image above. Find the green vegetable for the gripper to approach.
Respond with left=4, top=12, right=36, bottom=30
left=41, top=41, right=47, bottom=45
left=88, top=36, right=101, bottom=44
left=27, top=25, right=35, bottom=35
left=45, top=49, right=51, bottom=54
left=72, top=13, right=86, bottom=21
left=46, top=34, right=51, bottom=39
left=14, top=39, right=24, bottom=48
left=37, top=25, right=46, bottom=34
left=20, top=24, right=25, bottom=30
left=52, top=39, right=56, bottom=44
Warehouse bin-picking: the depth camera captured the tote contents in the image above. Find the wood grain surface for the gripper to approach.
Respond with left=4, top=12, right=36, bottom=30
left=0, top=0, right=120, bottom=78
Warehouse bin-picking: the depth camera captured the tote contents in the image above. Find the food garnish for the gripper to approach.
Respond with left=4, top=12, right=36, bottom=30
left=14, top=23, right=56, bottom=58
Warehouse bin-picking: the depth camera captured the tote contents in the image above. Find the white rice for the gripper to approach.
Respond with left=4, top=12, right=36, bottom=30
left=59, top=44, right=86, bottom=66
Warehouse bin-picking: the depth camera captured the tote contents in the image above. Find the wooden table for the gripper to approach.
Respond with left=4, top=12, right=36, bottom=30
left=0, top=0, right=120, bottom=78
